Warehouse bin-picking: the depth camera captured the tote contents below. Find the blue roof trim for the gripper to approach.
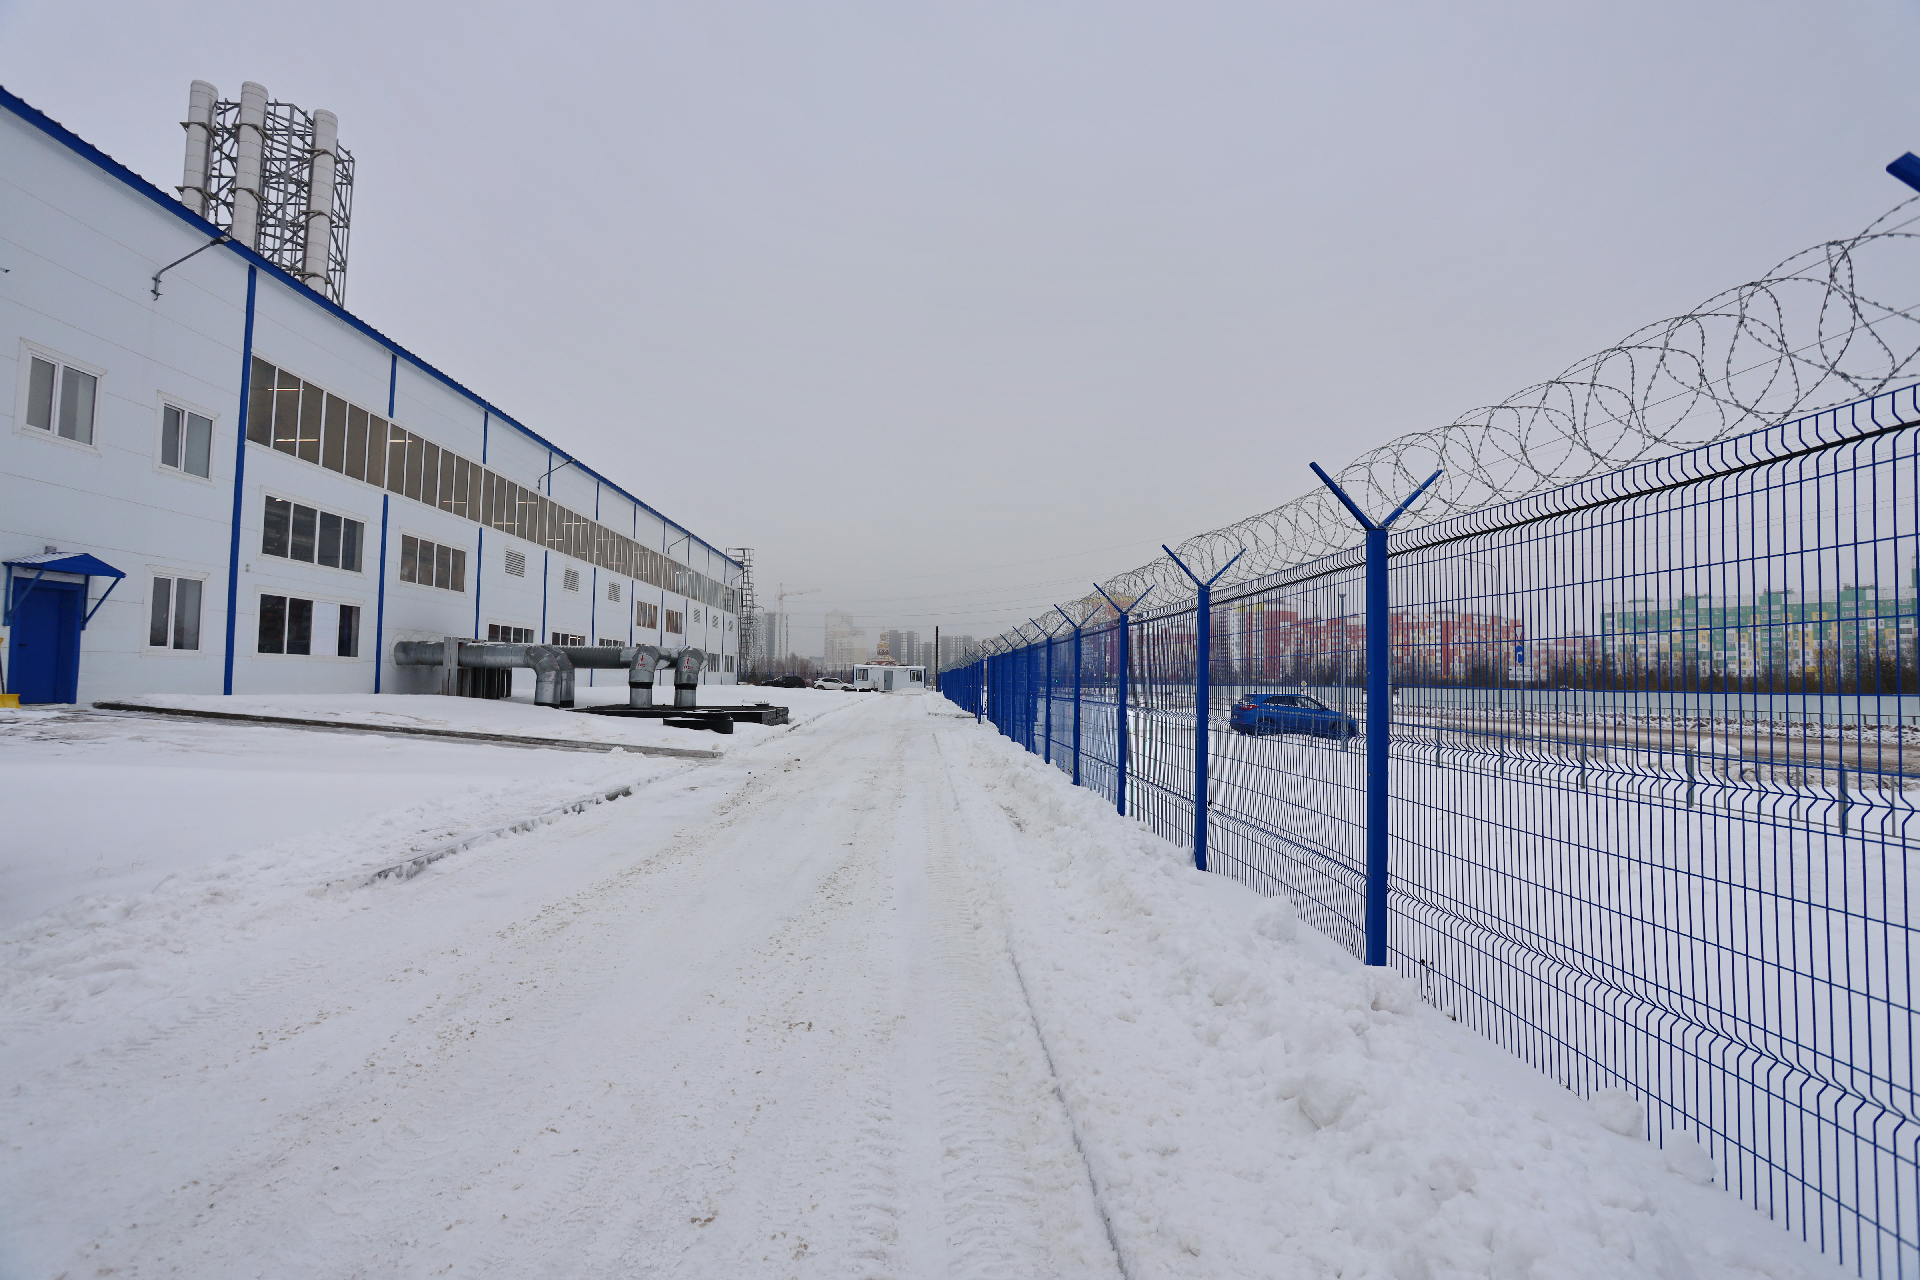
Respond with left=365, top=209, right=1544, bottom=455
left=0, top=83, right=740, bottom=576
left=4, top=551, right=127, bottom=578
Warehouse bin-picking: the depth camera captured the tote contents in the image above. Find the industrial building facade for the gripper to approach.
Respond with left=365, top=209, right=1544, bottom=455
left=1, top=86, right=740, bottom=705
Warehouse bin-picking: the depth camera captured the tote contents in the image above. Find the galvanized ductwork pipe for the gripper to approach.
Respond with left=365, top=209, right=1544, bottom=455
left=674, top=648, right=706, bottom=708
left=393, top=640, right=718, bottom=712
left=393, top=640, right=577, bottom=708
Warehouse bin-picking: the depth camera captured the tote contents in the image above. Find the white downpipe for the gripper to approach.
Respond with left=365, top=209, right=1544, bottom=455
left=301, top=108, right=338, bottom=294
left=179, top=80, right=218, bottom=217
left=230, top=81, right=269, bottom=249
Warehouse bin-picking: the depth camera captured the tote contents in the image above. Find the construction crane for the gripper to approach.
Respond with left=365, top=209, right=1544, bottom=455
left=764, top=584, right=820, bottom=671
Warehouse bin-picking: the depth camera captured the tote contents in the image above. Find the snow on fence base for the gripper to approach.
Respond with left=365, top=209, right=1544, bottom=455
left=946, top=382, right=1920, bottom=1276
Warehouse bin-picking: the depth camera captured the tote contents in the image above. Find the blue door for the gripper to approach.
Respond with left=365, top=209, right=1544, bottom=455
left=9, top=577, right=83, bottom=704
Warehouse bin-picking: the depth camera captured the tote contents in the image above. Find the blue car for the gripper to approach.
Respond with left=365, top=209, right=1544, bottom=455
left=1229, top=693, right=1358, bottom=740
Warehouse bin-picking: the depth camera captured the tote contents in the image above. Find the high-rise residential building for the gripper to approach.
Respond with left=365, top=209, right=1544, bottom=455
left=937, top=634, right=977, bottom=666
left=823, top=610, right=866, bottom=668
left=758, top=610, right=794, bottom=663
left=881, top=629, right=927, bottom=667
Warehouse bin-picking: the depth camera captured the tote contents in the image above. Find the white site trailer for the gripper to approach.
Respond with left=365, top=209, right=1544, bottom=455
left=850, top=664, right=926, bottom=693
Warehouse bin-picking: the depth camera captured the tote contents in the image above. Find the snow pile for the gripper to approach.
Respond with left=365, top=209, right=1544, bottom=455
left=948, top=725, right=1819, bottom=1279
left=0, top=725, right=694, bottom=1040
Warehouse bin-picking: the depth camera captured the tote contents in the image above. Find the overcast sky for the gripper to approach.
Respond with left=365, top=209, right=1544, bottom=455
left=4, top=0, right=1919, bottom=654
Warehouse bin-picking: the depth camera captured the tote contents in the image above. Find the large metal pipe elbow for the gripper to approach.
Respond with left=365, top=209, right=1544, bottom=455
left=672, top=647, right=707, bottom=708
left=526, top=645, right=575, bottom=708
left=628, top=644, right=666, bottom=708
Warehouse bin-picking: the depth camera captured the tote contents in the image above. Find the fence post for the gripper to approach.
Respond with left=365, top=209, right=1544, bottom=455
left=1044, top=634, right=1053, bottom=763
left=1094, top=584, right=1152, bottom=818
left=1163, top=545, right=1246, bottom=873
left=1310, top=462, right=1442, bottom=967
left=1058, top=605, right=1083, bottom=787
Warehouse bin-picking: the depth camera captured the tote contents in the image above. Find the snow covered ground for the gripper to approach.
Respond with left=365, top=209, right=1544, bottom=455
left=1, top=694, right=1826, bottom=1277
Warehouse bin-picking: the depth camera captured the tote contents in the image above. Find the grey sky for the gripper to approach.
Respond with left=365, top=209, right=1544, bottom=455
left=4, top=0, right=1918, bottom=655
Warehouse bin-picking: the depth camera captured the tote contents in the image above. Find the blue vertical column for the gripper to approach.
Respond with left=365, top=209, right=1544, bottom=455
left=1116, top=616, right=1131, bottom=816
left=1363, top=525, right=1390, bottom=965
left=1163, top=547, right=1244, bottom=873
left=1310, top=463, right=1441, bottom=968
left=1072, top=627, right=1083, bottom=783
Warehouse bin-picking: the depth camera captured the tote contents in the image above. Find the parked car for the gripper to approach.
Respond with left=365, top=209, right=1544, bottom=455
left=812, top=678, right=848, bottom=691
left=764, top=674, right=807, bottom=689
left=1229, top=693, right=1358, bottom=740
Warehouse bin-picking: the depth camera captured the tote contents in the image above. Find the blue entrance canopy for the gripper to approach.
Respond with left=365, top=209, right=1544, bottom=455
left=5, top=551, right=127, bottom=630
left=4, top=551, right=126, bottom=579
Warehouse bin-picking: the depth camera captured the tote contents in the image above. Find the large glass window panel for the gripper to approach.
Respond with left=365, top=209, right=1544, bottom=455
left=400, top=534, right=419, bottom=584
left=262, top=496, right=291, bottom=557
left=479, top=469, right=494, bottom=527
left=287, top=598, right=312, bottom=655
left=452, top=457, right=470, bottom=517
left=366, top=417, right=388, bottom=487
left=173, top=579, right=201, bottom=650
left=58, top=367, right=96, bottom=443
left=26, top=357, right=56, bottom=431
left=342, top=520, right=363, bottom=573
left=321, top=394, right=347, bottom=472
left=258, top=594, right=287, bottom=653
left=420, top=441, right=440, bottom=508
left=161, top=406, right=182, bottom=468
left=149, top=578, right=172, bottom=647
left=404, top=434, right=423, bottom=501
left=512, top=485, right=529, bottom=539
left=387, top=426, right=408, bottom=494
left=318, top=511, right=342, bottom=568
left=434, top=542, right=451, bottom=590
left=184, top=412, right=212, bottom=478
left=291, top=504, right=317, bottom=562
left=272, top=369, right=301, bottom=454
left=344, top=407, right=367, bottom=482
left=448, top=548, right=466, bottom=592
left=296, top=381, right=323, bottom=463
left=337, top=604, right=360, bottom=657
left=247, top=358, right=275, bottom=444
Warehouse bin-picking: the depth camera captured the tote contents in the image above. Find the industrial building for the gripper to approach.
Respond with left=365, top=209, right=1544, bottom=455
left=1, top=82, right=741, bottom=705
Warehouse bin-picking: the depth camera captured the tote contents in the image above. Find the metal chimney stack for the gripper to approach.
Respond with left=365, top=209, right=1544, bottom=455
left=177, top=80, right=355, bottom=302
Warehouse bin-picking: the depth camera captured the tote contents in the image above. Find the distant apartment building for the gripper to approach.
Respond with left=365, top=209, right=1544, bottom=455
left=936, top=633, right=977, bottom=667
left=823, top=610, right=867, bottom=667
left=881, top=629, right=932, bottom=667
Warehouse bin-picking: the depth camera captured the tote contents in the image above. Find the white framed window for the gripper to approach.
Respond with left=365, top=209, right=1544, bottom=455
left=665, top=609, right=684, bottom=634
left=636, top=600, right=658, bottom=629
left=563, top=567, right=581, bottom=593
left=504, top=548, right=527, bottom=578
left=19, top=344, right=103, bottom=447
left=606, top=581, right=621, bottom=603
left=147, top=574, right=205, bottom=651
left=159, top=401, right=215, bottom=479
left=488, top=624, right=535, bottom=643
left=550, top=631, right=585, bottom=647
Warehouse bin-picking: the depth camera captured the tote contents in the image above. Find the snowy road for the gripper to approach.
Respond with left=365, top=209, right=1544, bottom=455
left=3, top=696, right=1822, bottom=1277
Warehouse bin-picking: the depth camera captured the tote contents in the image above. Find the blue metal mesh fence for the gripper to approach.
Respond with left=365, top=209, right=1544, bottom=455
left=944, top=383, right=1920, bottom=1276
